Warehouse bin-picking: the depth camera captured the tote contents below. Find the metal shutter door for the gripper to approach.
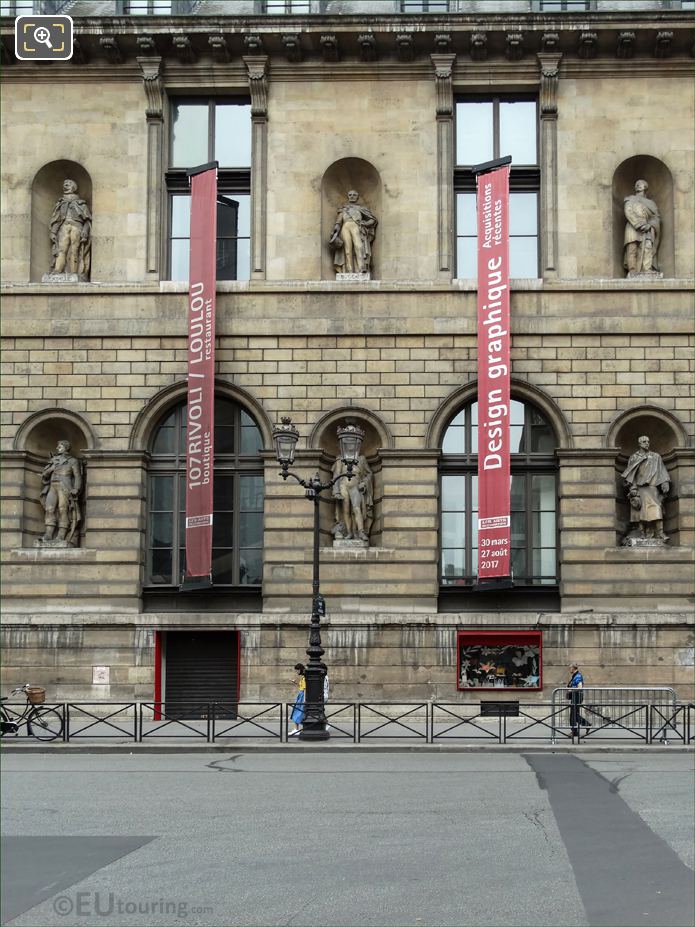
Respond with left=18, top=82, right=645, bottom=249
left=165, top=631, right=239, bottom=719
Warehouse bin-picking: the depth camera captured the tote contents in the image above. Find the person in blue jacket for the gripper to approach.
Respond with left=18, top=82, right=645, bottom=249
left=567, top=663, right=590, bottom=737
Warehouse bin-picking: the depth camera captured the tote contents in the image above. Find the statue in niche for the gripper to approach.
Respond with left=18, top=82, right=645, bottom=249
left=331, top=453, right=374, bottom=547
left=46, top=179, right=92, bottom=281
left=329, top=189, right=378, bottom=277
left=620, top=435, right=670, bottom=546
left=623, top=179, right=662, bottom=278
left=38, top=440, right=84, bottom=547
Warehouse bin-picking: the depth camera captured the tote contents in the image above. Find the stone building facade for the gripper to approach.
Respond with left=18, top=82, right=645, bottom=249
left=1, top=0, right=693, bottom=706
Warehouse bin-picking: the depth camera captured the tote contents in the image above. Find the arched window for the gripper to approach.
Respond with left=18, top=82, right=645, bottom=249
left=440, top=398, right=558, bottom=604
left=146, top=397, right=264, bottom=593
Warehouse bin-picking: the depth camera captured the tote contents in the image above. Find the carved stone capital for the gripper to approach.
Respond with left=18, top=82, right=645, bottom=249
left=470, top=32, right=487, bottom=62
left=137, top=57, right=163, bottom=121
left=244, top=34, right=264, bottom=55
left=616, top=31, right=635, bottom=60
left=505, top=33, right=524, bottom=62
left=99, top=35, right=122, bottom=65
left=358, top=34, right=377, bottom=62
left=136, top=34, right=158, bottom=56
left=434, top=34, right=451, bottom=53
left=537, top=52, right=562, bottom=119
left=540, top=33, right=560, bottom=54
left=209, top=34, right=230, bottom=63
left=655, top=31, right=673, bottom=59
left=396, top=34, right=414, bottom=62
left=244, top=56, right=269, bottom=118
left=578, top=32, right=598, bottom=59
left=320, top=34, right=339, bottom=62
left=282, top=34, right=302, bottom=63
left=173, top=34, right=195, bottom=64
left=431, top=53, right=456, bottom=117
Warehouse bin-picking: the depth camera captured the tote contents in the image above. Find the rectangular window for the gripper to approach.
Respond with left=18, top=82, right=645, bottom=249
left=1, top=0, right=34, bottom=13
left=457, top=631, right=542, bottom=691
left=167, top=98, right=251, bottom=282
left=538, top=1, right=591, bottom=10
left=400, top=1, right=450, bottom=10
left=455, top=97, right=540, bottom=279
left=126, top=0, right=173, bottom=13
left=264, top=0, right=311, bottom=12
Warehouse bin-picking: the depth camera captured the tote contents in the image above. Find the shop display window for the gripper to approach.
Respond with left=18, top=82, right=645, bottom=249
left=456, top=630, right=542, bottom=690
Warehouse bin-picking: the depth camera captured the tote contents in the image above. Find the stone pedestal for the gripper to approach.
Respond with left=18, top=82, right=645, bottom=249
left=335, top=273, right=371, bottom=282
left=626, top=271, right=664, bottom=280
left=41, top=273, right=88, bottom=284
left=34, top=538, right=77, bottom=549
left=621, top=536, right=667, bottom=548
left=332, top=538, right=369, bottom=550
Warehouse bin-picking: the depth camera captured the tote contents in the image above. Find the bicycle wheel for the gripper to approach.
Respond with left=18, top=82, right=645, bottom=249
left=28, top=707, right=63, bottom=742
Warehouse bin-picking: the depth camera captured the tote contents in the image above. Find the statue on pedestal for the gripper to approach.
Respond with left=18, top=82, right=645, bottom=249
left=623, top=180, right=661, bottom=278
left=44, top=179, right=92, bottom=282
left=329, top=190, right=378, bottom=277
left=621, top=435, right=670, bottom=545
left=331, top=454, right=374, bottom=547
left=38, top=440, right=84, bottom=547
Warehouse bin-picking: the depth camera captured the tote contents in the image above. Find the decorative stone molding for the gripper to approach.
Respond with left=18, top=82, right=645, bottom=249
left=616, top=32, right=635, bottom=60
left=320, top=34, right=339, bottom=62
left=470, top=32, right=487, bottom=61
left=282, top=34, right=302, bottom=63
left=540, top=32, right=560, bottom=54
left=137, top=57, right=163, bottom=121
left=99, top=36, right=122, bottom=65
left=244, top=34, right=264, bottom=54
left=505, top=33, right=523, bottom=61
left=655, top=31, right=673, bottom=58
left=244, top=55, right=269, bottom=118
left=434, top=34, right=451, bottom=53
left=538, top=53, right=561, bottom=119
left=396, top=34, right=414, bottom=63
left=208, top=34, right=230, bottom=63
left=172, top=34, right=195, bottom=63
left=578, top=32, right=598, bottom=59
left=431, top=53, right=455, bottom=118
left=71, top=38, right=86, bottom=65
left=136, top=34, right=158, bottom=56
left=358, top=34, right=377, bottom=62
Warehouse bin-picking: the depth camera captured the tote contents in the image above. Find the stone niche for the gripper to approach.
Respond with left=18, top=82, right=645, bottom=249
left=30, top=160, right=92, bottom=283
left=609, top=406, right=687, bottom=547
left=321, top=157, right=382, bottom=281
left=14, top=409, right=92, bottom=548
left=612, top=154, right=674, bottom=279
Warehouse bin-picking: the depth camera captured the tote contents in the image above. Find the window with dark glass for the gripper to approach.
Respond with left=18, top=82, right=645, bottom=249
left=538, top=1, right=591, bottom=10
left=0, top=0, right=34, bottom=13
left=167, top=98, right=251, bottom=282
left=455, top=98, right=540, bottom=278
left=146, top=398, right=264, bottom=587
left=440, top=398, right=558, bottom=588
left=263, top=0, right=311, bottom=12
left=400, top=1, right=450, bottom=11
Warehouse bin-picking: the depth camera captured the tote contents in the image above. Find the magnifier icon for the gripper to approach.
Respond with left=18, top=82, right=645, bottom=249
left=33, top=26, right=53, bottom=49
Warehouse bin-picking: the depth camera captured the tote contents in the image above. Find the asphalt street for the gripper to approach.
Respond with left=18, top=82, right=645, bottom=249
left=1, top=751, right=693, bottom=927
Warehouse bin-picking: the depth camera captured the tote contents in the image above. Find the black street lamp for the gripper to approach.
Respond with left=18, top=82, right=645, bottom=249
left=272, top=416, right=365, bottom=741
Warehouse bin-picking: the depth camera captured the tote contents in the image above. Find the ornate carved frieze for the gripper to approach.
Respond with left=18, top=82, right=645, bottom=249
left=578, top=32, right=598, bottom=59
left=358, top=34, right=377, bottom=62
left=137, top=57, right=163, bottom=121
left=538, top=53, right=561, bottom=119
left=99, top=36, right=122, bottom=65
left=654, top=31, right=673, bottom=58
left=616, top=32, right=635, bottom=60
left=173, top=35, right=195, bottom=63
left=136, top=35, right=158, bottom=56
left=505, top=34, right=524, bottom=62
left=470, top=32, right=487, bottom=62
left=320, top=34, right=339, bottom=62
left=209, top=34, right=230, bottom=63
left=244, top=56, right=269, bottom=118
left=431, top=53, right=455, bottom=118
left=396, top=34, right=414, bottom=63
left=282, top=34, right=302, bottom=63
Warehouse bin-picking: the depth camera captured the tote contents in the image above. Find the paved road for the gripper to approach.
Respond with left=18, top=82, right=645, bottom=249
left=1, top=752, right=693, bottom=927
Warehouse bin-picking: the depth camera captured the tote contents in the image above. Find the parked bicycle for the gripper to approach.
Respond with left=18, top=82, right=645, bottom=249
left=0, top=685, right=63, bottom=741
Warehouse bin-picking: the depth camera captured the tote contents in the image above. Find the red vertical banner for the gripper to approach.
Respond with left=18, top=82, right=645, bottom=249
left=184, top=164, right=218, bottom=579
left=476, top=163, right=511, bottom=582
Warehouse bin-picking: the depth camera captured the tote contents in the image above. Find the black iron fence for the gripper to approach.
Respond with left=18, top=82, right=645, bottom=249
left=1, top=700, right=693, bottom=745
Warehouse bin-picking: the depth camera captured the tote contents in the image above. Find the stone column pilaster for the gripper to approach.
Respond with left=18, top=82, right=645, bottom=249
left=431, top=53, right=456, bottom=281
left=538, top=51, right=562, bottom=279
left=137, top=57, right=164, bottom=280
left=244, top=55, right=269, bottom=280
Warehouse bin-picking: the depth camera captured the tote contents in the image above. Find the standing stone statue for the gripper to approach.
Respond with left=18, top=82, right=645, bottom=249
left=46, top=179, right=92, bottom=281
left=331, top=454, right=374, bottom=546
left=623, top=179, right=661, bottom=277
left=38, top=440, right=84, bottom=547
left=329, top=190, right=378, bottom=277
left=621, top=435, right=670, bottom=545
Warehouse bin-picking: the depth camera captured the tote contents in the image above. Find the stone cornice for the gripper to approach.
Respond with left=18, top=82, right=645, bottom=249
left=1, top=13, right=692, bottom=75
